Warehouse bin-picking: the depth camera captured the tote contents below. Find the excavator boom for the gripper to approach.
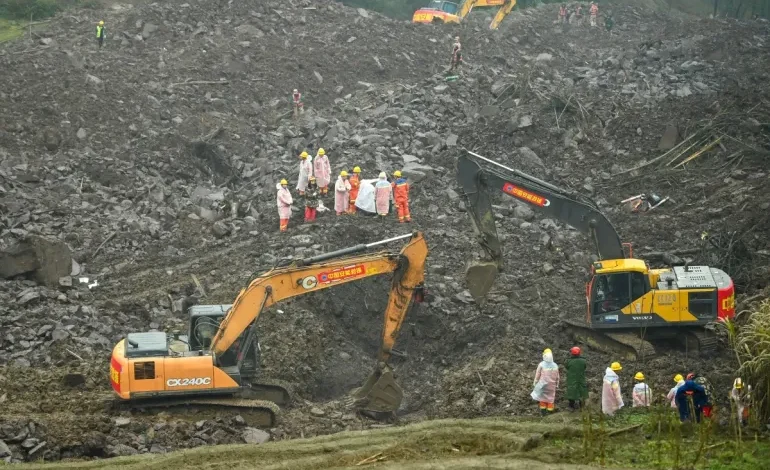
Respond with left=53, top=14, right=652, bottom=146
left=456, top=150, right=623, bottom=301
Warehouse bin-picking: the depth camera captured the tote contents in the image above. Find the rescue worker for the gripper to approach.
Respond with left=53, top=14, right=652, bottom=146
left=675, top=374, right=707, bottom=423
left=334, top=171, right=351, bottom=216
left=601, top=362, right=624, bottom=416
left=574, top=4, right=584, bottom=25
left=391, top=170, right=411, bottom=223
left=565, top=346, right=588, bottom=411
left=632, top=372, right=652, bottom=407
left=313, top=148, right=331, bottom=195
left=374, top=172, right=392, bottom=217
left=354, top=178, right=377, bottom=215
left=304, top=176, right=319, bottom=223
left=348, top=166, right=361, bottom=213
left=531, top=348, right=560, bottom=416
left=666, top=374, right=685, bottom=408
left=292, top=89, right=304, bottom=118
left=449, top=36, right=462, bottom=73
left=558, top=4, right=568, bottom=23
left=589, top=2, right=599, bottom=27
left=604, top=12, right=614, bottom=34
left=96, top=20, right=105, bottom=48
left=691, top=373, right=715, bottom=419
left=276, top=179, right=293, bottom=232
left=730, top=378, right=751, bottom=426
left=296, top=151, right=313, bottom=196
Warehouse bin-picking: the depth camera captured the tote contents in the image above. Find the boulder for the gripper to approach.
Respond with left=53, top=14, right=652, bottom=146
left=0, top=236, right=73, bottom=288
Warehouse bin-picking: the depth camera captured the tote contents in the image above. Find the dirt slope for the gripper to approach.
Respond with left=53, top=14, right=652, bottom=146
left=1, top=0, right=769, bottom=463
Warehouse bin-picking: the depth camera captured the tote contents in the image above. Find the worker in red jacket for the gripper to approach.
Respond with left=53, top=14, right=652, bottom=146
left=348, top=166, right=361, bottom=213
left=391, top=170, right=411, bottom=223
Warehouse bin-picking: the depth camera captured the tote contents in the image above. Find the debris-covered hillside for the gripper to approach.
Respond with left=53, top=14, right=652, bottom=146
left=0, top=0, right=768, bottom=463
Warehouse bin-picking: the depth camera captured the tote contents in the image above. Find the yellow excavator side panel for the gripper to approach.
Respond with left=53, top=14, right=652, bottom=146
left=490, top=0, right=516, bottom=29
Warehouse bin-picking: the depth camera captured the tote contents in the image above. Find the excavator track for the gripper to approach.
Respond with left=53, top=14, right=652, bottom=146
left=562, top=320, right=657, bottom=361
left=680, top=328, right=719, bottom=356
left=109, top=396, right=280, bottom=428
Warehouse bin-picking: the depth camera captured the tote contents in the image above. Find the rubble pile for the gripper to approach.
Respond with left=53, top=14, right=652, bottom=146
left=0, top=0, right=768, bottom=463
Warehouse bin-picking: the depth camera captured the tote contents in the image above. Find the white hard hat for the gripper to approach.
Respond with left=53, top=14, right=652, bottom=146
left=379, top=171, right=386, bottom=178
left=293, top=89, right=298, bottom=93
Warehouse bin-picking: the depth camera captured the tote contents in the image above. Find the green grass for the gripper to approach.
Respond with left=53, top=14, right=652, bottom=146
left=0, top=18, right=25, bottom=43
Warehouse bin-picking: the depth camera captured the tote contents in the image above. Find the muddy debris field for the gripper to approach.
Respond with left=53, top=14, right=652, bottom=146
left=0, top=0, right=769, bottom=462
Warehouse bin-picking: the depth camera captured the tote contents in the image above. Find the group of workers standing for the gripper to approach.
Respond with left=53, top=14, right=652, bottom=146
left=558, top=2, right=613, bottom=31
left=531, top=347, right=753, bottom=426
left=276, top=148, right=412, bottom=232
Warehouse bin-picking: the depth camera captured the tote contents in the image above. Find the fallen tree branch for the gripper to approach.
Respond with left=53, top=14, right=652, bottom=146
left=169, top=80, right=229, bottom=89
left=92, top=231, right=117, bottom=260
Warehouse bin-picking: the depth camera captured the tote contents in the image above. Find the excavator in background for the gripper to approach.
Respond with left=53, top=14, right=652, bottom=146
left=109, top=232, right=428, bottom=426
left=412, top=0, right=517, bottom=30
left=456, top=151, right=735, bottom=360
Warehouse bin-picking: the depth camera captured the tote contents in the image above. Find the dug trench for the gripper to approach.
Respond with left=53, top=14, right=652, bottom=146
left=1, top=0, right=769, bottom=464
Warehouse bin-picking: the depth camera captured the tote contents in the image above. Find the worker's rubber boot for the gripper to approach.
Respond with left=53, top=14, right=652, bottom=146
left=540, top=408, right=548, bottom=417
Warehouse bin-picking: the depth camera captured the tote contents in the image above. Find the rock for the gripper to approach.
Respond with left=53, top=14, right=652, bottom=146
left=517, top=147, right=544, bottom=169
left=39, top=37, right=53, bottom=46
left=58, top=276, right=72, bottom=287
left=491, top=80, right=510, bottom=97
left=242, top=427, right=271, bottom=444
left=141, top=23, right=158, bottom=39
left=535, top=53, right=553, bottom=62
left=76, top=128, right=87, bottom=140
left=309, top=407, right=325, bottom=417
left=384, top=115, right=399, bottom=127
left=480, top=105, right=500, bottom=118
left=314, top=71, right=323, bottom=84
left=28, top=441, right=46, bottom=458
left=21, top=438, right=39, bottom=450
left=42, top=128, right=61, bottom=151
left=212, top=221, right=231, bottom=238
left=115, top=417, right=131, bottom=427
left=434, top=84, right=448, bottom=93
left=401, top=163, right=434, bottom=183
left=0, top=236, right=73, bottom=287
left=107, top=444, right=138, bottom=457
left=17, top=289, right=40, bottom=305
left=658, top=122, right=680, bottom=150
left=543, top=263, right=555, bottom=275
left=37, top=324, right=53, bottom=336
left=0, top=440, right=9, bottom=458
left=675, top=85, right=692, bottom=97
left=357, top=8, right=370, bottom=18
left=513, top=204, right=535, bottom=221
left=234, top=24, right=264, bottom=37
left=446, top=134, right=458, bottom=147
left=518, top=115, right=533, bottom=128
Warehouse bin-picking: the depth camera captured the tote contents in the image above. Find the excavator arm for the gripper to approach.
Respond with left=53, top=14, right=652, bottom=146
left=456, top=151, right=624, bottom=301
left=209, top=232, right=428, bottom=412
left=490, top=0, right=516, bottom=29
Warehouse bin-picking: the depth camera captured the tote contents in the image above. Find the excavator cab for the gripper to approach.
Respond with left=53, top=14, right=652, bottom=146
left=413, top=1, right=461, bottom=23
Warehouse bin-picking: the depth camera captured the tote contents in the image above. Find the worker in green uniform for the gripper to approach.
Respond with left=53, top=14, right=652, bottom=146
left=565, top=346, right=588, bottom=410
left=604, top=13, right=614, bottom=34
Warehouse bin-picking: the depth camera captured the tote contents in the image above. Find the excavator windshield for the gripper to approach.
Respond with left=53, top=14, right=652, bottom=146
left=428, top=1, right=459, bottom=13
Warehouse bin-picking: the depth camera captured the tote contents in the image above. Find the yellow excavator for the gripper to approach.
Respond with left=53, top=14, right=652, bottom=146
left=109, top=232, right=428, bottom=426
left=456, top=151, right=735, bottom=359
left=412, top=0, right=517, bottom=30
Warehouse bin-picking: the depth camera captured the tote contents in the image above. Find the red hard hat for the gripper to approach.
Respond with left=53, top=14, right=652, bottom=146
left=570, top=346, right=581, bottom=356
left=686, top=373, right=695, bottom=380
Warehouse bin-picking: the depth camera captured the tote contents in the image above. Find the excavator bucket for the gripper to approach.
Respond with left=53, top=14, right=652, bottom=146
left=348, top=364, right=403, bottom=413
left=465, top=261, right=499, bottom=303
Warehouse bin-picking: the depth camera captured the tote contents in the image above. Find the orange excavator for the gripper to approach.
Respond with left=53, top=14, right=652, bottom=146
left=109, top=232, right=428, bottom=426
left=412, top=0, right=517, bottom=30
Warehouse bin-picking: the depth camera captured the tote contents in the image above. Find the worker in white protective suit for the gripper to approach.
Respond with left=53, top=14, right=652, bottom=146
left=602, top=361, right=624, bottom=416
left=730, top=377, right=751, bottom=426
left=354, top=179, right=377, bottom=215
left=631, top=372, right=651, bottom=407
left=667, top=374, right=685, bottom=408
left=531, top=348, right=560, bottom=416
left=296, top=151, right=313, bottom=195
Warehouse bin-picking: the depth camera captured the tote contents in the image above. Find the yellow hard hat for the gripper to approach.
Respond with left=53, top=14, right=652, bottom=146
left=309, top=175, right=316, bottom=181
left=300, top=151, right=309, bottom=158
left=673, top=374, right=684, bottom=383
left=353, top=166, right=361, bottom=173
left=99, top=20, right=104, bottom=25
left=610, top=362, right=622, bottom=371
left=340, top=170, right=348, bottom=177
left=543, top=348, right=552, bottom=355
left=634, top=372, right=645, bottom=381
left=279, top=179, right=288, bottom=185
left=734, top=378, right=743, bottom=389
left=393, top=170, right=402, bottom=177
left=318, top=148, right=325, bottom=156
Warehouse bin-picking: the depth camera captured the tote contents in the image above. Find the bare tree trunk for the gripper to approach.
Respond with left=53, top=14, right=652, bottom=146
left=714, top=0, right=720, bottom=16
left=735, top=0, right=744, bottom=17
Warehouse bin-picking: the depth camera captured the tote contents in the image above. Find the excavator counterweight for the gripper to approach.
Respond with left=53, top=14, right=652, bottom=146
left=110, top=232, right=429, bottom=424
left=455, top=151, right=735, bottom=359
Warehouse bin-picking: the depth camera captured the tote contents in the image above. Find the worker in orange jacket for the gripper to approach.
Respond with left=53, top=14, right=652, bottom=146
left=348, top=166, right=361, bottom=213
left=391, top=170, right=411, bottom=223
